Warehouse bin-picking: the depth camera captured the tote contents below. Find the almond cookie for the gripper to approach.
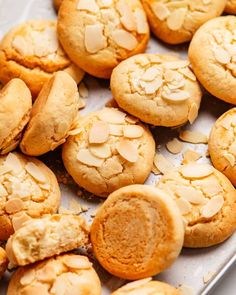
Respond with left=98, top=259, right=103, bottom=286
left=20, top=71, right=81, bottom=156
left=141, top=0, right=226, bottom=44
left=0, top=152, right=61, bottom=241
left=189, top=16, right=236, bottom=104
left=0, top=20, right=84, bottom=98
left=111, top=54, right=202, bottom=127
left=62, top=108, right=155, bottom=197
left=7, top=254, right=101, bottom=295
left=209, top=108, right=236, bottom=186
left=0, top=247, right=8, bottom=278
left=225, top=0, right=236, bottom=14
left=91, top=185, right=184, bottom=279
left=0, top=79, right=32, bottom=155
left=6, top=214, right=89, bottom=266
left=112, top=278, right=180, bottom=295
left=157, top=163, right=236, bottom=248
left=57, top=0, right=149, bottom=78
left=54, top=0, right=63, bottom=11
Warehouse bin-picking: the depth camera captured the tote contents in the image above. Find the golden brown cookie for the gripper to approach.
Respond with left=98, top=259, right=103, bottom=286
left=54, top=0, right=63, bottom=11
left=62, top=108, right=155, bottom=197
left=20, top=71, right=81, bottom=156
left=209, top=108, right=236, bottom=186
left=189, top=16, right=236, bottom=104
left=0, top=152, right=61, bottom=241
left=0, top=20, right=84, bottom=98
left=225, top=0, right=236, bottom=14
left=0, top=247, right=8, bottom=278
left=0, top=79, right=32, bottom=155
left=6, top=214, right=89, bottom=266
left=58, top=0, right=149, bottom=78
left=7, top=254, right=101, bottom=295
left=112, top=278, right=180, bottom=295
left=91, top=185, right=184, bottom=279
left=157, top=163, right=236, bottom=248
left=111, top=54, right=202, bottom=127
left=142, top=0, right=226, bottom=44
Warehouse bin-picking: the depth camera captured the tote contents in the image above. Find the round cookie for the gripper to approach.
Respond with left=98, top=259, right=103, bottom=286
left=0, top=247, right=8, bottom=278
left=7, top=254, right=101, bottom=295
left=0, top=79, right=32, bottom=155
left=189, top=16, right=236, bottom=104
left=112, top=278, right=180, bottom=295
left=111, top=54, right=202, bottom=127
left=90, top=185, right=184, bottom=279
left=20, top=71, right=81, bottom=156
left=62, top=108, right=155, bottom=197
left=209, top=108, right=236, bottom=186
left=54, top=0, right=63, bottom=11
left=157, top=163, right=236, bottom=248
left=141, top=0, right=226, bottom=44
left=225, top=0, right=236, bottom=14
left=0, top=20, right=84, bottom=98
left=0, top=152, right=61, bottom=241
left=57, top=0, right=149, bottom=78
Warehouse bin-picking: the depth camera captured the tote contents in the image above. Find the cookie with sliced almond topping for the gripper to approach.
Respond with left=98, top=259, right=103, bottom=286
left=0, top=152, right=60, bottom=241
left=157, top=163, right=236, bottom=248
left=0, top=20, right=84, bottom=97
left=62, top=108, right=155, bottom=197
left=111, top=54, right=202, bottom=127
left=20, top=71, right=82, bottom=156
left=0, top=247, right=8, bottom=278
left=225, top=0, right=236, bottom=14
left=57, top=0, right=149, bottom=78
left=7, top=254, right=101, bottom=295
left=141, top=0, right=226, bottom=44
left=209, top=108, right=236, bottom=186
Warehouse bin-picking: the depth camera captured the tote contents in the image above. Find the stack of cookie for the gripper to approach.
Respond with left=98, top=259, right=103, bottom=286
left=0, top=0, right=236, bottom=294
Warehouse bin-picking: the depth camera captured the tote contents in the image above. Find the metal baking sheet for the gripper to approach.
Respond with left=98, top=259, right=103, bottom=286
left=0, top=1, right=236, bottom=294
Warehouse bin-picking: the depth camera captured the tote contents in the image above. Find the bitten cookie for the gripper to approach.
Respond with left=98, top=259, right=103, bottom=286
left=189, top=16, right=236, bottom=104
left=7, top=254, right=101, bottom=295
left=54, top=0, right=63, bottom=11
left=0, top=152, right=61, bottom=241
left=112, top=278, right=180, bottom=295
left=62, top=108, right=155, bottom=197
left=0, top=247, right=8, bottom=278
left=0, top=20, right=84, bottom=97
left=0, top=79, right=32, bottom=155
left=141, top=0, right=226, bottom=44
left=20, top=71, right=81, bottom=156
left=225, top=0, right=236, bottom=14
left=57, top=0, right=149, bottom=78
left=157, top=163, right=236, bottom=248
left=209, top=108, right=236, bottom=186
left=6, top=214, right=89, bottom=266
left=91, top=185, right=184, bottom=279
left=111, top=54, right=202, bottom=127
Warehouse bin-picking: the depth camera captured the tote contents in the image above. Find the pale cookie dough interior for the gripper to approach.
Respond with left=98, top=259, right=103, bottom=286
left=6, top=214, right=89, bottom=266
left=20, top=71, right=81, bottom=156
left=0, top=20, right=84, bottom=97
left=0, top=152, right=61, bottom=241
left=91, top=185, right=184, bottom=280
left=58, top=0, right=149, bottom=78
left=0, top=247, right=8, bottom=278
left=157, top=163, right=236, bottom=248
left=189, top=16, right=236, bottom=104
left=209, top=108, right=236, bottom=186
left=7, top=254, right=101, bottom=295
left=225, top=0, right=236, bottom=14
left=62, top=108, right=155, bottom=197
left=111, top=54, right=202, bottom=127
left=141, top=0, right=226, bottom=44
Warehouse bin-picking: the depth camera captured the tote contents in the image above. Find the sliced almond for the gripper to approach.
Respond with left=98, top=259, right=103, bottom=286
left=36, top=265, right=57, bottom=283
left=89, top=144, right=111, bottom=159
left=89, top=121, right=109, bottom=144
left=178, top=67, right=197, bottom=81
left=85, top=24, right=107, bottom=54
left=12, top=212, right=31, bottom=231
left=0, top=165, right=12, bottom=175
left=25, top=162, right=46, bottom=183
left=77, top=149, right=104, bottom=167
left=0, top=183, right=7, bottom=197
left=68, top=128, right=82, bottom=136
left=152, top=164, right=161, bottom=175
left=180, top=163, right=213, bottom=179
left=121, top=278, right=152, bottom=291
left=112, top=29, right=138, bottom=51
left=140, top=78, right=163, bottom=94
left=20, top=269, right=36, bottom=286
left=213, top=47, right=231, bottom=64
left=223, top=153, right=235, bottom=166
left=5, top=153, right=23, bottom=174
left=201, top=195, right=224, bottom=218
left=77, top=0, right=99, bottom=13
left=5, top=198, right=24, bottom=214
left=109, top=124, right=124, bottom=136
left=229, top=140, right=236, bottom=154
left=166, top=138, right=183, bottom=154
left=117, top=139, right=138, bottom=163
left=162, top=90, right=190, bottom=103
left=116, top=0, right=136, bottom=31
left=203, top=271, right=216, bottom=284
left=182, top=149, right=201, bottom=164
left=134, top=8, right=149, bottom=34
left=151, top=3, right=170, bottom=21
left=175, top=198, right=191, bottom=215
left=167, top=8, right=187, bottom=31
left=188, top=103, right=198, bottom=124
left=98, top=108, right=126, bottom=124
left=220, top=115, right=233, bottom=130
left=153, top=153, right=174, bottom=175
left=78, top=82, right=88, bottom=98
left=176, top=186, right=206, bottom=205
left=142, top=66, right=160, bottom=82
left=123, top=125, right=144, bottom=138
left=63, top=256, right=92, bottom=270
left=163, top=60, right=190, bottom=70
left=179, top=130, right=208, bottom=144
left=125, top=115, right=139, bottom=124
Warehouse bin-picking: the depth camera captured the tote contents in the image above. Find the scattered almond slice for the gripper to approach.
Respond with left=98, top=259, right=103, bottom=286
left=220, top=115, right=232, bottom=130
left=58, top=206, right=72, bottom=214
left=5, top=198, right=24, bottom=214
left=77, top=149, right=104, bottom=167
left=163, top=60, right=190, bottom=70
left=213, top=47, right=231, bottom=64
left=0, top=183, right=7, bottom=197
left=140, top=78, right=163, bottom=94
left=20, top=269, right=36, bottom=286
left=175, top=198, right=191, bottom=215
left=203, top=271, right=216, bottom=284
left=68, top=199, right=82, bottom=215
left=152, top=164, right=161, bottom=175
left=188, top=103, right=198, bottom=124
left=116, top=0, right=136, bottom=31
left=166, top=138, right=183, bottom=154
left=0, top=165, right=12, bottom=175
left=89, top=121, right=109, bottom=144
left=63, top=256, right=92, bottom=270
left=151, top=2, right=170, bottom=21
left=123, top=125, right=144, bottom=138
left=68, top=128, right=82, bottom=136
left=182, top=149, right=201, bottom=164
left=142, top=66, right=160, bottom=82
left=112, top=29, right=138, bottom=51
left=79, top=82, right=88, bottom=98
left=229, top=141, right=236, bottom=154
left=89, top=144, right=111, bottom=159
left=162, top=90, right=190, bottom=103
left=134, top=8, right=149, bottom=34
left=154, top=153, right=174, bottom=175
left=201, top=195, right=224, bottom=218
left=117, top=139, right=138, bottom=163
left=25, top=162, right=46, bottom=183
left=176, top=186, right=206, bottom=205
left=180, top=163, right=213, bottom=179
left=36, top=265, right=57, bottom=283
left=125, top=115, right=139, bottom=124
left=223, top=152, right=235, bottom=166
left=178, top=67, right=196, bottom=81
left=12, top=213, right=31, bottom=231
left=77, top=0, right=99, bottom=13
left=98, top=108, right=126, bottom=124
left=5, top=153, right=23, bottom=174
left=121, top=278, right=152, bottom=291
left=167, top=8, right=187, bottom=31
left=85, top=24, right=107, bottom=54
left=179, top=130, right=208, bottom=144
left=109, top=124, right=123, bottom=136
